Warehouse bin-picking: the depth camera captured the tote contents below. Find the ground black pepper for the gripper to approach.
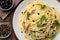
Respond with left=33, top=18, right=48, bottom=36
left=50, top=26, right=54, bottom=28
left=37, top=13, right=40, bottom=15
left=32, top=20, right=35, bottom=22
left=0, top=24, right=11, bottom=38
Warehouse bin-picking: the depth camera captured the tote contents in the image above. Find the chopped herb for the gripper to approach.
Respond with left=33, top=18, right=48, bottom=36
left=38, top=4, right=46, bottom=9
left=25, top=12, right=30, bottom=19
left=29, top=30, right=36, bottom=36
left=37, top=14, right=46, bottom=28
left=49, top=33, right=55, bottom=39
left=53, top=20, right=60, bottom=27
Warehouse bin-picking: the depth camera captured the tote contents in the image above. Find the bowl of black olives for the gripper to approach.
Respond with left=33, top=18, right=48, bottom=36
left=0, top=0, right=14, bottom=11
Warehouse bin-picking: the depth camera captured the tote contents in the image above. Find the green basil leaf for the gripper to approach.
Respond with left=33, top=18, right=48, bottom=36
left=25, top=12, right=30, bottom=19
left=38, top=4, right=46, bottom=9
left=37, top=14, right=46, bottom=28
left=49, top=33, right=55, bottom=40
left=53, top=20, right=60, bottom=27
left=29, top=30, right=36, bottom=36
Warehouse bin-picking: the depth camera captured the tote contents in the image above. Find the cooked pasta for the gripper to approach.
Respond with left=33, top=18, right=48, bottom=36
left=20, top=1, right=60, bottom=40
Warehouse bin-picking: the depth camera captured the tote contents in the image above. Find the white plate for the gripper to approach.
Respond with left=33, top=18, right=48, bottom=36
left=13, top=0, right=60, bottom=40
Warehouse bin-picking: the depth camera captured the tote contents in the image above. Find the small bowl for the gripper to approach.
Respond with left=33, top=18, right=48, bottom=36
left=0, top=0, right=14, bottom=11
left=0, top=24, right=12, bottom=39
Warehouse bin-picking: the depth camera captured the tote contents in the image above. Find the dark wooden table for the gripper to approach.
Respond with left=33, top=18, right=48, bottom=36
left=0, top=0, right=60, bottom=40
left=0, top=0, right=23, bottom=40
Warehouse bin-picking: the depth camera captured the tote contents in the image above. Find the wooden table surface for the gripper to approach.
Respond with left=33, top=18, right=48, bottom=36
left=0, top=0, right=60, bottom=40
